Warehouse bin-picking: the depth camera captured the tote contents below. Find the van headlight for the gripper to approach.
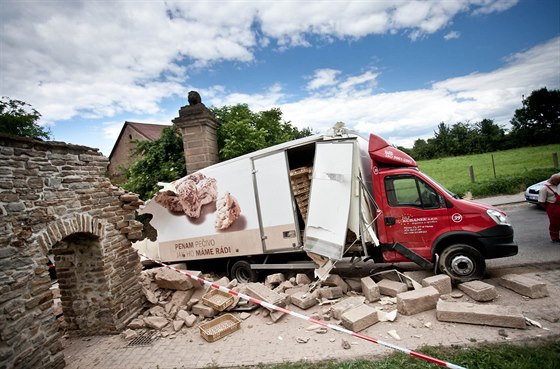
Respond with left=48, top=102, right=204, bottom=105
left=487, top=209, right=510, bottom=225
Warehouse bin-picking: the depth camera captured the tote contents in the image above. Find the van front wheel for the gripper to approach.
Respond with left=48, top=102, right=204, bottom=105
left=438, top=244, right=485, bottom=283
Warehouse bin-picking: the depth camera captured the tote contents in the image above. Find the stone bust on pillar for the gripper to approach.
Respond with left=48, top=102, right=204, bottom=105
left=173, top=91, right=220, bottom=174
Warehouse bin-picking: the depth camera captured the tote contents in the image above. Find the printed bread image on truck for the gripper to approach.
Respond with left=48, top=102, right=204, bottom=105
left=138, top=126, right=517, bottom=283
left=154, top=173, right=240, bottom=230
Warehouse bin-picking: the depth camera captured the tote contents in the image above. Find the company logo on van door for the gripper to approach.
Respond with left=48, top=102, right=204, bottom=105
left=451, top=213, right=463, bottom=223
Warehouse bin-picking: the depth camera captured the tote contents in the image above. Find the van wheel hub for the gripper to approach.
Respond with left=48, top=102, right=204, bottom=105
left=450, top=255, right=474, bottom=276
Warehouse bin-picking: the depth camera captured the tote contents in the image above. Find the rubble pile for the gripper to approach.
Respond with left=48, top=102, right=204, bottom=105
left=121, top=267, right=554, bottom=344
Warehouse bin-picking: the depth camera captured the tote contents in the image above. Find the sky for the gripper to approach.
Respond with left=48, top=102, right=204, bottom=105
left=1, top=0, right=559, bottom=157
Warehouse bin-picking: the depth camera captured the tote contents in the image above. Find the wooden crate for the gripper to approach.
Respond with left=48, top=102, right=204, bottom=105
left=199, top=314, right=241, bottom=342
left=202, top=289, right=234, bottom=311
left=289, top=166, right=312, bottom=219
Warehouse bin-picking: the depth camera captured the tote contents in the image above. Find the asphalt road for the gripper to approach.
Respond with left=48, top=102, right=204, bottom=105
left=486, top=202, right=560, bottom=270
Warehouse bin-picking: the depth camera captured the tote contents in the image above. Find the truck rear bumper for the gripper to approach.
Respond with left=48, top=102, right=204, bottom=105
left=477, top=225, right=518, bottom=259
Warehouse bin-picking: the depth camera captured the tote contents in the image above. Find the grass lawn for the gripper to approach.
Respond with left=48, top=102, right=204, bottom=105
left=253, top=339, right=560, bottom=369
left=417, top=144, right=560, bottom=190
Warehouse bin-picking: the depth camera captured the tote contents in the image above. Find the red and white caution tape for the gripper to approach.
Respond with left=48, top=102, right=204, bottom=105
left=138, top=253, right=468, bottom=369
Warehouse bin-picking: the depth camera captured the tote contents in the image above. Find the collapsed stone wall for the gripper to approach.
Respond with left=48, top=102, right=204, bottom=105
left=0, top=134, right=145, bottom=369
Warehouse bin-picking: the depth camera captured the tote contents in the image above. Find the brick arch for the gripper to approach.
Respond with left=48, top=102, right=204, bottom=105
left=0, top=134, right=145, bottom=369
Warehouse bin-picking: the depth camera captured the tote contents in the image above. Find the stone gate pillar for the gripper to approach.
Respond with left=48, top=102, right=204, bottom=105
left=172, top=91, right=220, bottom=174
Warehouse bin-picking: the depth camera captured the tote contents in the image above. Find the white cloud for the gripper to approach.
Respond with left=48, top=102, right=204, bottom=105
left=0, top=0, right=519, bottom=128
left=210, top=37, right=559, bottom=148
left=307, top=69, right=340, bottom=90
left=444, top=31, right=461, bottom=40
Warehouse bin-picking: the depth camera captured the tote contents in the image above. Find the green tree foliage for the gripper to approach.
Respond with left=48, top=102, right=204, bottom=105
left=510, top=87, right=560, bottom=146
left=411, top=119, right=506, bottom=159
left=0, top=97, right=51, bottom=140
left=212, top=104, right=313, bottom=161
left=122, top=126, right=186, bottom=200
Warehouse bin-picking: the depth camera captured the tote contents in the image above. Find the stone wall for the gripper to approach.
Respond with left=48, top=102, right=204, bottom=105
left=0, top=134, right=145, bottom=369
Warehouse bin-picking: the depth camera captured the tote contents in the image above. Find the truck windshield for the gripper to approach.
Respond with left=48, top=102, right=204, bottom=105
left=421, top=173, right=459, bottom=199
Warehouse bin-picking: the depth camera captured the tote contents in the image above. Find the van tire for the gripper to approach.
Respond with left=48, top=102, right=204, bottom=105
left=230, top=260, right=258, bottom=283
left=438, top=244, right=485, bottom=283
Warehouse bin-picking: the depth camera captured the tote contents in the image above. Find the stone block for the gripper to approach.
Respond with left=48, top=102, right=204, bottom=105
left=331, top=296, right=366, bottom=320
left=458, top=280, right=496, bottom=302
left=284, top=285, right=309, bottom=296
left=397, top=286, right=439, bottom=315
left=143, top=316, right=169, bottom=330
left=436, top=300, right=526, bottom=329
left=191, top=302, right=217, bottom=318
left=246, top=283, right=287, bottom=307
left=421, top=275, right=452, bottom=295
left=319, top=286, right=343, bottom=300
left=154, top=268, right=201, bottom=291
left=295, top=273, right=311, bottom=285
left=341, top=304, right=379, bottom=332
left=170, top=289, right=195, bottom=307
left=361, top=277, right=380, bottom=302
left=265, top=273, right=286, bottom=287
left=378, top=279, right=408, bottom=297
left=499, top=274, right=549, bottom=299
left=290, top=291, right=318, bottom=310
left=322, top=274, right=349, bottom=293
left=344, top=278, right=362, bottom=292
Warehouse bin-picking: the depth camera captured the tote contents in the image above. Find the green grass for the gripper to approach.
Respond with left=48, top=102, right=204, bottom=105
left=416, top=144, right=560, bottom=197
left=249, top=340, right=560, bottom=369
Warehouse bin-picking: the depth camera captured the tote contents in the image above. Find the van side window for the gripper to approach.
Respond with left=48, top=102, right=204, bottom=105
left=385, top=176, right=440, bottom=209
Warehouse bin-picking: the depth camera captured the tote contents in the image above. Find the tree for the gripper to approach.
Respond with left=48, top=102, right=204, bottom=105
left=212, top=104, right=313, bottom=161
left=122, top=126, right=186, bottom=200
left=510, top=88, right=560, bottom=146
left=0, top=97, right=51, bottom=139
left=473, top=119, right=506, bottom=152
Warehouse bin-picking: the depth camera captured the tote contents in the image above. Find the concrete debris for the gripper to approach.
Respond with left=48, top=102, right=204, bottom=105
left=377, top=279, right=408, bottom=297
left=377, top=309, right=398, bottom=322
left=265, top=273, right=286, bottom=288
left=144, top=316, right=169, bottom=330
left=387, top=329, right=401, bottom=340
left=344, top=278, right=363, bottom=293
left=436, top=300, right=526, bottom=329
left=397, top=286, right=440, bottom=316
left=154, top=268, right=201, bottom=290
left=295, top=273, right=311, bottom=285
left=331, top=296, right=366, bottom=320
left=341, top=304, right=378, bottom=332
left=379, top=296, right=397, bottom=305
left=239, top=312, right=251, bottom=320
left=361, top=277, right=380, bottom=302
left=127, top=267, right=553, bottom=345
left=499, top=274, right=549, bottom=299
left=525, top=317, right=543, bottom=329
left=172, top=320, right=184, bottom=332
left=121, top=329, right=138, bottom=340
left=421, top=275, right=452, bottom=295
left=458, top=280, right=496, bottom=302
left=321, top=274, right=349, bottom=294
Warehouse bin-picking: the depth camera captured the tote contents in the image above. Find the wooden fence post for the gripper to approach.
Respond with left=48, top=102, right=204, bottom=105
left=469, top=165, right=475, bottom=183
left=553, top=152, right=558, bottom=168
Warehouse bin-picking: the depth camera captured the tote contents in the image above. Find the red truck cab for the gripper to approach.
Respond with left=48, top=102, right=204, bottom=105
left=368, top=134, right=517, bottom=282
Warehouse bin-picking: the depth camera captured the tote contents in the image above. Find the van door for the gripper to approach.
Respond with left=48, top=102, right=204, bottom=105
left=381, top=174, right=450, bottom=261
left=253, top=152, right=299, bottom=252
left=304, top=141, right=355, bottom=260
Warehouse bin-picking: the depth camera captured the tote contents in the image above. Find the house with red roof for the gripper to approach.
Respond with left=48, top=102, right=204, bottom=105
left=108, top=121, right=169, bottom=183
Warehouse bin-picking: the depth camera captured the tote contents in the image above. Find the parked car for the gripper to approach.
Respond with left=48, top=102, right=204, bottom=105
left=524, top=173, right=560, bottom=206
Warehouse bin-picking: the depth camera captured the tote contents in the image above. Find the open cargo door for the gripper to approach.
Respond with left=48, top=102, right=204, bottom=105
left=304, top=141, right=355, bottom=260
left=253, top=152, right=299, bottom=252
